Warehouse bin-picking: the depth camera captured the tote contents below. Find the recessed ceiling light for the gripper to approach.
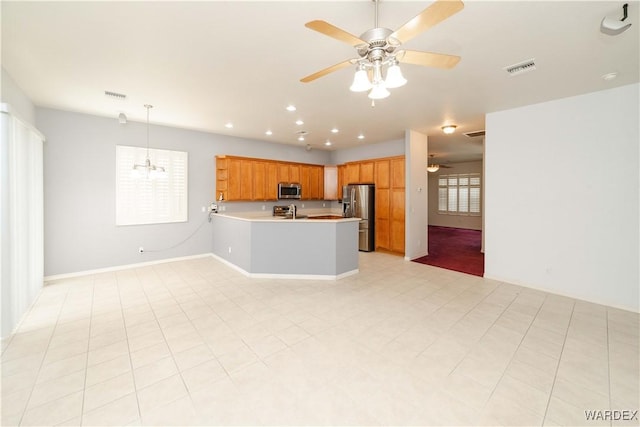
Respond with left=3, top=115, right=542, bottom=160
left=357, top=134, right=365, bottom=140
left=331, top=128, right=339, bottom=133
left=295, top=120, right=304, bottom=125
left=325, top=141, right=332, bottom=146
left=602, top=72, right=618, bottom=81
left=441, top=125, right=457, bottom=134
left=265, top=130, right=272, bottom=136
left=286, top=105, right=296, bottom=112
left=225, top=122, right=233, bottom=129
left=298, top=136, right=305, bottom=141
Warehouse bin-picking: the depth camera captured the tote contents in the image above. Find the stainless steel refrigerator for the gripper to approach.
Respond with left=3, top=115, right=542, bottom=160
left=342, top=184, right=375, bottom=252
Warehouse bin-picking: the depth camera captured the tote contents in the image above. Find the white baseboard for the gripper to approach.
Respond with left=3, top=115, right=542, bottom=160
left=43, top=253, right=213, bottom=283
left=483, top=273, right=639, bottom=314
left=210, top=253, right=359, bottom=281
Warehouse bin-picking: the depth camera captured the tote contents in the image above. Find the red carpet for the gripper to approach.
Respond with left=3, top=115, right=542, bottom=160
left=413, top=226, right=484, bottom=277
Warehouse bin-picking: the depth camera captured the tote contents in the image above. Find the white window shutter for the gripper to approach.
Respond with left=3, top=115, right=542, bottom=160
left=116, top=145, right=188, bottom=226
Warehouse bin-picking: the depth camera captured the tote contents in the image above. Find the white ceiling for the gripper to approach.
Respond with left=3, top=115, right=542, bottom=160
left=2, top=1, right=638, bottom=163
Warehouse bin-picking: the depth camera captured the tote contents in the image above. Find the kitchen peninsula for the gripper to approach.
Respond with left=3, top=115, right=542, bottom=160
left=210, top=212, right=360, bottom=279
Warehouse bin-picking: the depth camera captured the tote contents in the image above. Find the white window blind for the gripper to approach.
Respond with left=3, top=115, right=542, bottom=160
left=1, top=107, right=44, bottom=338
left=438, top=173, right=481, bottom=216
left=116, top=145, right=188, bottom=225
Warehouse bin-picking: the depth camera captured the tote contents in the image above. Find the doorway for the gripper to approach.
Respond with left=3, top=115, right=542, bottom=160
left=413, top=226, right=484, bottom=276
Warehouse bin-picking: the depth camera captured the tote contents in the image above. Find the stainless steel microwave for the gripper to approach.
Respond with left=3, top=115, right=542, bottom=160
left=278, top=182, right=301, bottom=199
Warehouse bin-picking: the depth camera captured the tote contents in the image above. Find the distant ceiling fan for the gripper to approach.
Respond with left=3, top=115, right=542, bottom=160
left=427, top=154, right=452, bottom=173
left=300, top=0, right=464, bottom=100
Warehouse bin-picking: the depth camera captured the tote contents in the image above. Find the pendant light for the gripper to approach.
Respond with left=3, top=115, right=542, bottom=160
left=132, top=104, right=166, bottom=179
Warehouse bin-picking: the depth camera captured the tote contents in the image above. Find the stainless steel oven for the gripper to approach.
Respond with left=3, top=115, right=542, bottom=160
left=278, top=182, right=302, bottom=199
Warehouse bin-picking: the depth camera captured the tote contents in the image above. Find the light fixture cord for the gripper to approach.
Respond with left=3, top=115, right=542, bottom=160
left=145, top=104, right=152, bottom=159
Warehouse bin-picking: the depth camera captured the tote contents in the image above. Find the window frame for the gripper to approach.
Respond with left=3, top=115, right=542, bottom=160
left=115, top=145, right=188, bottom=226
left=437, top=172, right=481, bottom=217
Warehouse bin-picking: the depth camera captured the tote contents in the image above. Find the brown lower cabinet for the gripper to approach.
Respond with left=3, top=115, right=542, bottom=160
left=390, top=188, right=405, bottom=253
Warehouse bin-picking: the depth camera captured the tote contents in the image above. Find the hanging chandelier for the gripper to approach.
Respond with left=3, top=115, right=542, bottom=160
left=132, top=104, right=166, bottom=179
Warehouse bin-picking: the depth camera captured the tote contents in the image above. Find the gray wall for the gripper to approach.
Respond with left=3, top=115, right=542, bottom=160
left=210, top=215, right=358, bottom=277
left=329, top=139, right=404, bottom=164
left=38, top=107, right=331, bottom=276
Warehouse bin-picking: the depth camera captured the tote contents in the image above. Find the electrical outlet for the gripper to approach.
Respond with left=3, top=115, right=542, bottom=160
left=201, top=206, right=206, bottom=212
left=228, top=246, right=232, bottom=254
left=262, top=205, right=266, bottom=210
left=323, top=203, right=326, bottom=207
left=301, top=203, right=305, bottom=208
left=138, top=247, right=144, bottom=253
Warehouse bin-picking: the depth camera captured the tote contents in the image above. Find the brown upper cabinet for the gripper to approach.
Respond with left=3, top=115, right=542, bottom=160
left=359, top=161, right=374, bottom=183
left=344, top=163, right=360, bottom=185
left=337, top=165, right=345, bottom=200
left=216, top=155, right=326, bottom=201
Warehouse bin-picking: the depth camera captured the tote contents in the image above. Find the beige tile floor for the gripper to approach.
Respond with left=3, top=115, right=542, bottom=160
left=1, top=252, right=638, bottom=426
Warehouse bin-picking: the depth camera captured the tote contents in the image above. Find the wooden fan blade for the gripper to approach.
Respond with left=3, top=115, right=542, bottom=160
left=305, top=20, right=366, bottom=47
left=400, top=50, right=460, bottom=69
left=300, top=60, right=353, bottom=83
left=390, top=0, right=464, bottom=44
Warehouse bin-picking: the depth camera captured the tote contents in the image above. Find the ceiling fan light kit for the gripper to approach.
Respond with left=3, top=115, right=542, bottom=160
left=301, top=0, right=464, bottom=101
left=385, top=59, right=408, bottom=89
left=427, top=154, right=452, bottom=172
left=368, top=81, right=391, bottom=100
left=349, top=64, right=373, bottom=92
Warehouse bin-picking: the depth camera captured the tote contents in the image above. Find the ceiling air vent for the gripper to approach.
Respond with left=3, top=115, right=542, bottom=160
left=104, top=90, right=127, bottom=99
left=464, top=130, right=485, bottom=138
left=504, top=59, right=536, bottom=76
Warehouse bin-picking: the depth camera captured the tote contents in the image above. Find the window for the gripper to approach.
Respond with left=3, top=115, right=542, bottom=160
left=438, top=173, right=481, bottom=216
left=116, top=145, right=188, bottom=225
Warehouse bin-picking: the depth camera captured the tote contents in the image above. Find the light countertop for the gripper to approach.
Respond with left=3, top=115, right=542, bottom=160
left=213, top=210, right=361, bottom=223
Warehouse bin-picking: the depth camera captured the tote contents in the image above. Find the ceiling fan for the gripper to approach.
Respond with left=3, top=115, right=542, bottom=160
left=300, top=0, right=464, bottom=100
left=427, top=154, right=452, bottom=173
